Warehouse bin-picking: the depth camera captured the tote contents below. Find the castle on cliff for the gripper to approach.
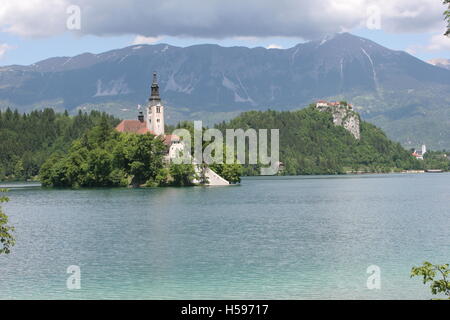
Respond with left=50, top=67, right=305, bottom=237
left=315, top=100, right=361, bottom=140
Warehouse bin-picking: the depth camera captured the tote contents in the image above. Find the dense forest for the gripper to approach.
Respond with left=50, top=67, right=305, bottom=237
left=420, top=150, right=450, bottom=171
left=39, top=118, right=242, bottom=188
left=0, top=108, right=119, bottom=181
left=40, top=119, right=156, bottom=187
left=216, top=106, right=431, bottom=175
left=1, top=107, right=448, bottom=185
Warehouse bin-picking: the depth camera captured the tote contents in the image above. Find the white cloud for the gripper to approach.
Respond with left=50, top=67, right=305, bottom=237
left=267, top=44, right=283, bottom=49
left=405, top=34, right=450, bottom=55
left=426, top=34, right=450, bottom=51
left=0, top=0, right=68, bottom=37
left=132, top=35, right=164, bottom=45
left=0, top=0, right=447, bottom=39
left=0, top=43, right=13, bottom=59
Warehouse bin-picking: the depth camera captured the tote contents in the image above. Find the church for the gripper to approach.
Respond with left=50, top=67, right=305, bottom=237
left=115, top=73, right=230, bottom=186
left=115, top=72, right=180, bottom=149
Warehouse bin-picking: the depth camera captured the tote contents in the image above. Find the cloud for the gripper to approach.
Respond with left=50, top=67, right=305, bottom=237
left=0, top=0, right=68, bottom=37
left=132, top=35, right=164, bottom=45
left=426, top=34, right=450, bottom=51
left=267, top=44, right=283, bottom=49
left=0, top=43, right=13, bottom=59
left=406, top=34, right=450, bottom=55
left=0, top=0, right=447, bottom=40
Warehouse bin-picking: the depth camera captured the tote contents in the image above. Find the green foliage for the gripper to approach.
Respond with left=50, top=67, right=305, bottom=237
left=169, top=164, right=197, bottom=187
left=40, top=123, right=167, bottom=188
left=411, top=262, right=450, bottom=298
left=216, top=106, right=420, bottom=175
left=423, top=150, right=450, bottom=171
left=172, top=121, right=243, bottom=184
left=209, top=146, right=243, bottom=184
left=0, top=189, right=15, bottom=255
left=0, top=108, right=119, bottom=181
left=210, top=162, right=243, bottom=184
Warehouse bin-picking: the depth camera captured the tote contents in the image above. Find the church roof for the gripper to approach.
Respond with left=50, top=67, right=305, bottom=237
left=115, top=120, right=179, bottom=146
left=162, top=134, right=180, bottom=145
left=115, top=120, right=154, bottom=135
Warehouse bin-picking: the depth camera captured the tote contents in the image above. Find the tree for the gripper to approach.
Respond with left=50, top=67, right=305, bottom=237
left=411, top=262, right=450, bottom=299
left=445, top=0, right=450, bottom=36
left=215, top=106, right=420, bottom=176
left=0, top=189, right=15, bottom=254
left=169, top=164, right=197, bottom=186
left=0, top=108, right=120, bottom=182
left=40, top=124, right=169, bottom=188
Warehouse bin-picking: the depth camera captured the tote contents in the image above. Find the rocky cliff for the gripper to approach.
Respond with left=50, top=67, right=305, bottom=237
left=316, top=102, right=360, bottom=139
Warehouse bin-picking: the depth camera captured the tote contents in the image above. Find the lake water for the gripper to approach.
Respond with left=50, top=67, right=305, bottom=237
left=1, top=174, right=449, bottom=300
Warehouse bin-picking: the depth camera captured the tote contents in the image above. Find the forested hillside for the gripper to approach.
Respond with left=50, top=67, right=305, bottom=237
left=216, top=106, right=422, bottom=175
left=1, top=106, right=446, bottom=183
left=0, top=108, right=119, bottom=181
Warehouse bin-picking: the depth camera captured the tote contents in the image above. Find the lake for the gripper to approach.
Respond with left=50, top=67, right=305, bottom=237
left=1, top=174, right=449, bottom=299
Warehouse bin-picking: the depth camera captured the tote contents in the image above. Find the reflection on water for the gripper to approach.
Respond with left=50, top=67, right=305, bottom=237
left=0, top=174, right=449, bottom=299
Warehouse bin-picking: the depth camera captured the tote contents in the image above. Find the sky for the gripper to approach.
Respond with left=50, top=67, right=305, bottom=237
left=0, top=0, right=449, bottom=66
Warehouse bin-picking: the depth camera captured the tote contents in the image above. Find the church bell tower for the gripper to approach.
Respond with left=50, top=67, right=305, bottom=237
left=147, top=72, right=165, bottom=136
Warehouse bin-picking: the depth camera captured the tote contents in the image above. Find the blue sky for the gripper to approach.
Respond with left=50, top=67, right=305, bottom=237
left=0, top=0, right=449, bottom=66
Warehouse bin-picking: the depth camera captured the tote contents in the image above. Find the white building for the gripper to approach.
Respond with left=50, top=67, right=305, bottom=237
left=412, top=144, right=427, bottom=160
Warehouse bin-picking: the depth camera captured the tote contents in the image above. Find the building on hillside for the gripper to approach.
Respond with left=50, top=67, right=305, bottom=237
left=412, top=144, right=427, bottom=160
left=115, top=72, right=229, bottom=185
left=315, top=100, right=354, bottom=110
left=315, top=100, right=360, bottom=139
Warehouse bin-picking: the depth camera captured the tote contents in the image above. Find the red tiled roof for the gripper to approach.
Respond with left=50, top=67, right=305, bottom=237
left=115, top=120, right=154, bottom=135
left=161, top=134, right=180, bottom=145
left=115, top=120, right=180, bottom=146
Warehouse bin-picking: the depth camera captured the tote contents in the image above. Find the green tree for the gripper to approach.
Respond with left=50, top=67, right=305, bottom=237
left=0, top=108, right=119, bottom=182
left=169, top=164, right=197, bottom=186
left=13, top=159, right=25, bottom=180
left=0, top=189, right=15, bottom=255
left=411, top=262, right=450, bottom=299
left=40, top=125, right=168, bottom=188
left=216, top=106, right=420, bottom=176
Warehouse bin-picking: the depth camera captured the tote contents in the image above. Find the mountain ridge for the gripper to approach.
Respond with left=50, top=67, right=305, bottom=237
left=1, top=32, right=450, bottom=149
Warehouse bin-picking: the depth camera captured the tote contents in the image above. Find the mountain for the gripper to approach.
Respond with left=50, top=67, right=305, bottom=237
left=427, top=58, right=450, bottom=71
left=1, top=32, right=450, bottom=149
